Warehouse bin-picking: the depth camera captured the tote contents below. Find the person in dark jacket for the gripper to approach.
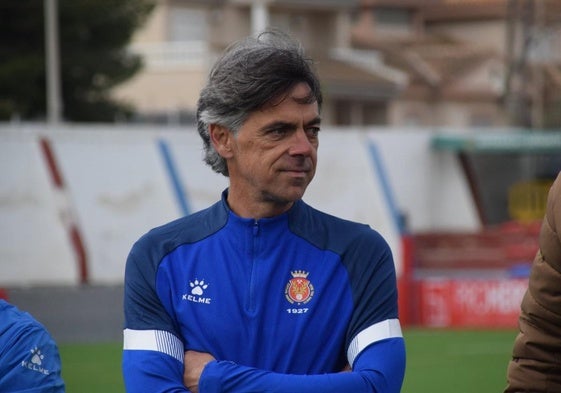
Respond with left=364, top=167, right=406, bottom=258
left=505, top=171, right=561, bottom=392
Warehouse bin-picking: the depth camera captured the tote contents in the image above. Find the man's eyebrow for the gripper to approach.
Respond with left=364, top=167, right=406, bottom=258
left=305, top=116, right=322, bottom=126
left=259, top=120, right=295, bottom=133
left=259, top=116, right=321, bottom=133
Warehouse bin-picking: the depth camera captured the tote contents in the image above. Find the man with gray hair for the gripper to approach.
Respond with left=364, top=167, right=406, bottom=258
left=123, top=30, right=406, bottom=393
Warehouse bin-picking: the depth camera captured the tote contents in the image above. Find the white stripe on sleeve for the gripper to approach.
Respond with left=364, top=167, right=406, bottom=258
left=123, top=328, right=184, bottom=363
left=347, top=318, right=403, bottom=367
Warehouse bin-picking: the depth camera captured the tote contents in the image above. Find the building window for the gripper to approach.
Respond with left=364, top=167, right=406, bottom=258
left=470, top=112, right=495, bottom=127
left=169, top=7, right=207, bottom=42
left=334, top=100, right=353, bottom=126
left=333, top=100, right=387, bottom=126
left=363, top=102, right=387, bottom=125
left=374, top=8, right=412, bottom=27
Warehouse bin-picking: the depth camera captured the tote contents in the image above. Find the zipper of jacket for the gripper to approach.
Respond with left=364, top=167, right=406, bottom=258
left=248, top=219, right=260, bottom=314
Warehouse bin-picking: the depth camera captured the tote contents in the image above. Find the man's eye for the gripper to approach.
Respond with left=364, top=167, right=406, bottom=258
left=307, top=127, right=320, bottom=137
left=268, top=128, right=289, bottom=138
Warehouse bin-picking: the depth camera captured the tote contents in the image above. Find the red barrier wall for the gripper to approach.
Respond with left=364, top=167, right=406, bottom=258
left=416, top=278, right=527, bottom=328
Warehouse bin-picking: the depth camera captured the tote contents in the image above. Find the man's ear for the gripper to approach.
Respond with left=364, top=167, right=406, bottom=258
left=209, top=124, right=234, bottom=158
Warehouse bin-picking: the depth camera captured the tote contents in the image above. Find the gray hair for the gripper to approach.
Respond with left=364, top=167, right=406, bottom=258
left=196, top=30, right=323, bottom=176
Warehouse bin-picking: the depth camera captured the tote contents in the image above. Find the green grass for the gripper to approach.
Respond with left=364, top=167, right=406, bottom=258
left=60, top=342, right=124, bottom=393
left=401, top=329, right=517, bottom=393
left=59, top=329, right=518, bottom=393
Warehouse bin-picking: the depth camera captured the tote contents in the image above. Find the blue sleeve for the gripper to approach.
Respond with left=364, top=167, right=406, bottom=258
left=123, top=349, right=188, bottom=392
left=198, top=337, right=406, bottom=393
left=0, top=312, right=65, bottom=393
left=122, top=246, right=188, bottom=392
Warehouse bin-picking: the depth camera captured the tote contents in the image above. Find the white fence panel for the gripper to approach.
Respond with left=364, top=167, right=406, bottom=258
left=0, top=131, right=77, bottom=285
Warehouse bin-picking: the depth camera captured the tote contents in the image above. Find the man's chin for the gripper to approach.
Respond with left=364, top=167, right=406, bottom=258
left=264, top=186, right=308, bottom=206
left=281, top=186, right=309, bottom=203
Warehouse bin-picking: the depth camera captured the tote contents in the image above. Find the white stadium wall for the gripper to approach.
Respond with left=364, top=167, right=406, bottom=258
left=0, top=130, right=78, bottom=285
left=51, top=129, right=184, bottom=283
left=0, top=125, right=479, bottom=286
left=367, top=129, right=480, bottom=232
left=305, top=131, right=403, bottom=275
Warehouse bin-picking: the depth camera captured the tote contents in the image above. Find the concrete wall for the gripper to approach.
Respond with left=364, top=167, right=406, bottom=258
left=368, top=129, right=479, bottom=232
left=0, top=130, right=78, bottom=285
left=0, top=124, right=478, bottom=287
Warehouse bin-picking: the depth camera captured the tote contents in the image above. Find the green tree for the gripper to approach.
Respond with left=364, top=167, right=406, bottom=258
left=0, top=0, right=154, bottom=122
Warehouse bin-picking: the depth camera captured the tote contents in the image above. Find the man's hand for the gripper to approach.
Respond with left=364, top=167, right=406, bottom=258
left=184, top=350, right=215, bottom=393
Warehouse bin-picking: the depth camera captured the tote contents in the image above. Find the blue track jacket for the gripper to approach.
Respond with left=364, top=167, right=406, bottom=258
left=0, top=300, right=65, bottom=392
left=123, top=191, right=405, bottom=392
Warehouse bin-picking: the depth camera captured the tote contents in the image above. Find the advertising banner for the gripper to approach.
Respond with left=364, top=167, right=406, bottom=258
left=418, top=278, right=528, bottom=328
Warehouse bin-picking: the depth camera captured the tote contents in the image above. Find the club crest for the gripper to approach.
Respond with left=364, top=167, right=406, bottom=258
left=285, top=270, right=314, bottom=304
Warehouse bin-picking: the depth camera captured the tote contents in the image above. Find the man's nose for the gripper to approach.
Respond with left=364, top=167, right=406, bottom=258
left=288, top=129, right=315, bottom=156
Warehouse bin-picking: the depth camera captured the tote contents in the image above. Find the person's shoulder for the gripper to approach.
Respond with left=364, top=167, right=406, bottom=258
left=290, top=200, right=386, bottom=251
left=293, top=200, right=376, bottom=232
left=0, top=300, right=54, bottom=349
left=0, top=300, right=65, bottom=392
left=131, top=200, right=227, bottom=255
left=0, top=300, right=40, bottom=332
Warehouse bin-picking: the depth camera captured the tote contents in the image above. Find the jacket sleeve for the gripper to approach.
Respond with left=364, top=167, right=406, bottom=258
left=0, top=305, right=65, bottom=393
left=505, top=171, right=561, bottom=392
left=122, top=247, right=189, bottom=392
left=123, top=344, right=188, bottom=393
left=198, top=337, right=406, bottom=393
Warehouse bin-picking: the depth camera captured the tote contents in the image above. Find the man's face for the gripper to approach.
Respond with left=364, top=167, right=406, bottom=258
left=226, top=82, right=320, bottom=214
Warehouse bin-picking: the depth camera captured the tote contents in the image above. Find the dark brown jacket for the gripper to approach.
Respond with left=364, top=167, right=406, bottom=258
left=505, top=172, right=561, bottom=392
